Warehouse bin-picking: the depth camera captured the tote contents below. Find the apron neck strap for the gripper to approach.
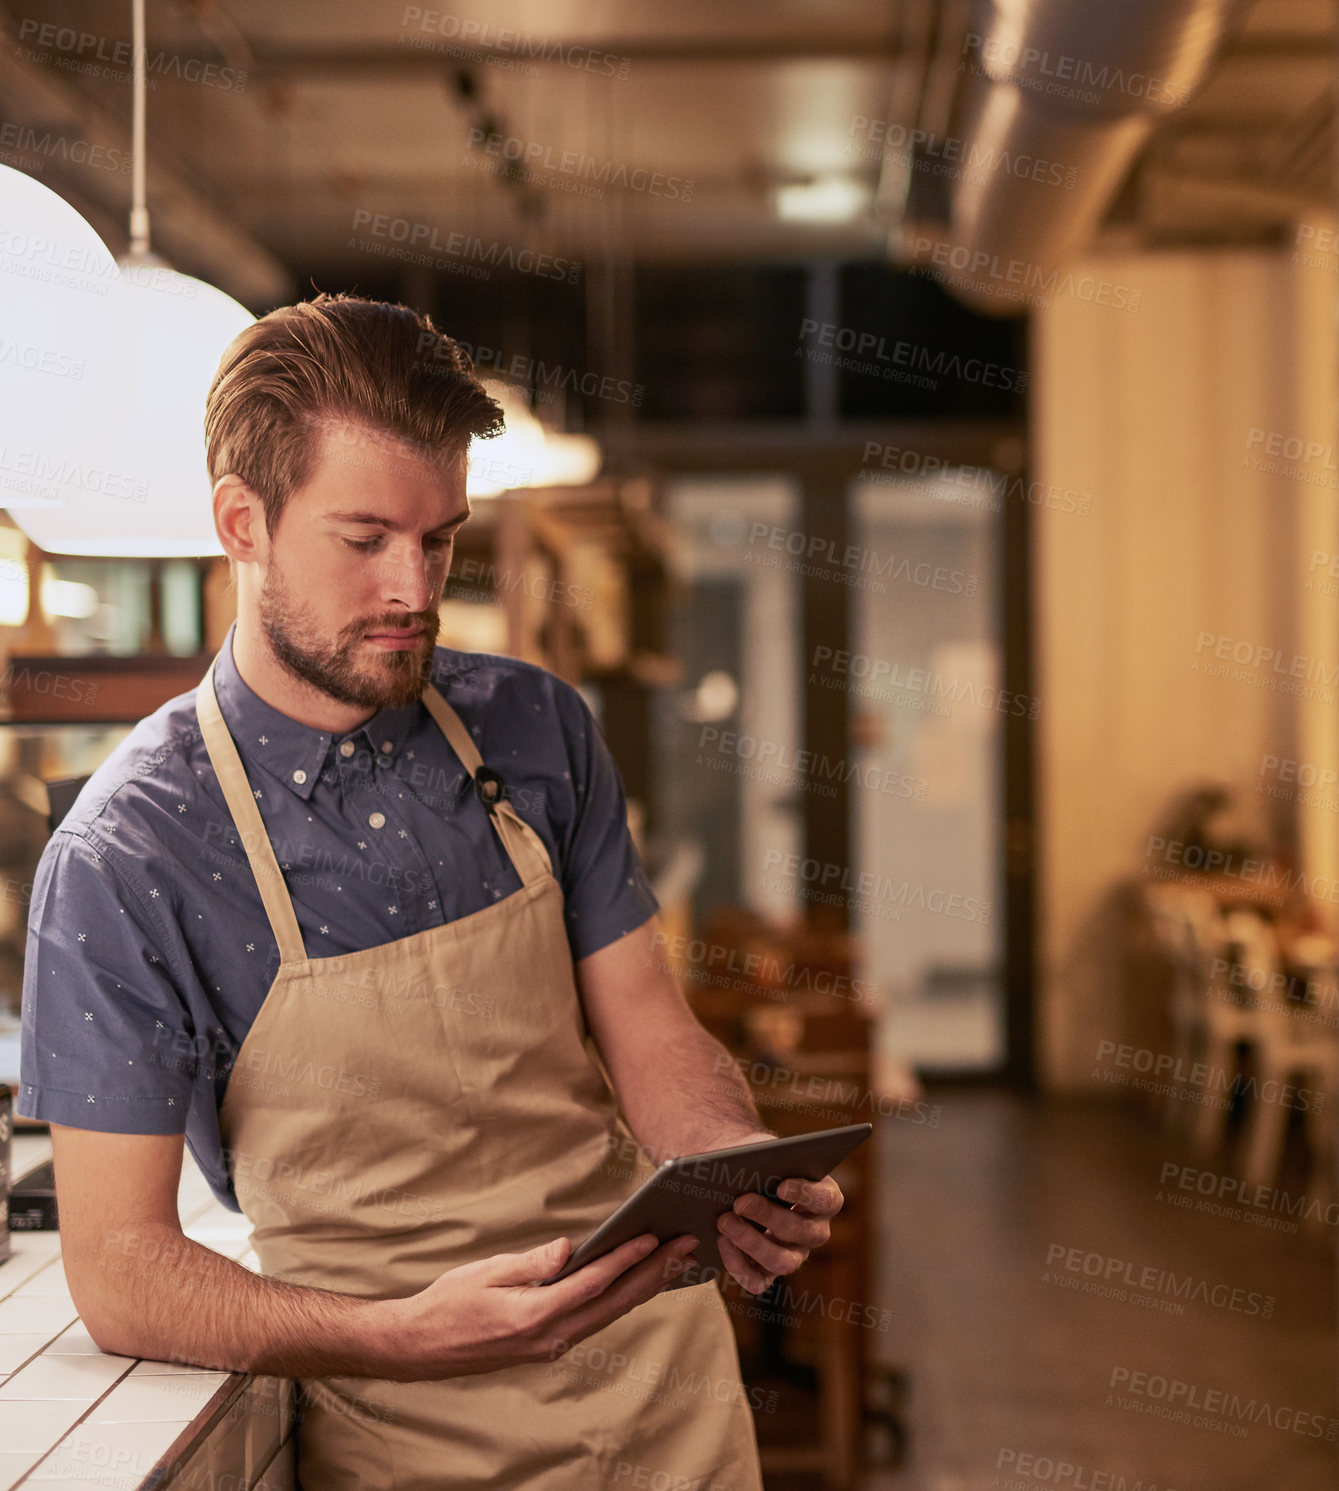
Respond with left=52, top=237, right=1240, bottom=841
left=422, top=684, right=554, bottom=888
left=195, top=657, right=308, bottom=966
left=194, top=655, right=555, bottom=963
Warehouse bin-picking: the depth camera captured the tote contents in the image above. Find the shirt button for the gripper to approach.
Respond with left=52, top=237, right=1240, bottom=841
left=368, top=812, right=386, bottom=829
left=339, top=741, right=355, bottom=758
left=292, top=769, right=307, bottom=785
left=381, top=740, right=393, bottom=754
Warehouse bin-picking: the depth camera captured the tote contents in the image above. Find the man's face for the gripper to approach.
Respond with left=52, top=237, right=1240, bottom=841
left=257, top=419, right=470, bottom=710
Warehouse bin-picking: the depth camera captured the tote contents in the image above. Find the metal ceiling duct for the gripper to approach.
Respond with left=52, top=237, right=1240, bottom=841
left=898, top=0, right=1255, bottom=314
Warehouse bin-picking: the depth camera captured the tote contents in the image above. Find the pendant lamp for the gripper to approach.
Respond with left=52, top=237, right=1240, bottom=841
left=11, top=0, right=252, bottom=556
left=0, top=165, right=134, bottom=507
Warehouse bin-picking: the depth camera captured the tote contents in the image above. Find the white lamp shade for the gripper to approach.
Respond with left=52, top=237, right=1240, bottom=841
left=0, top=166, right=135, bottom=508
left=13, top=261, right=253, bottom=556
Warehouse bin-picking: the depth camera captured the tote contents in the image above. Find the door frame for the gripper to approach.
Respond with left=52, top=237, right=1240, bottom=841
left=611, top=418, right=1036, bottom=1086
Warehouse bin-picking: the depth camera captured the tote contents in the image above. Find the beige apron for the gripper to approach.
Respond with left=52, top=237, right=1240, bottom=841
left=195, top=658, right=764, bottom=1491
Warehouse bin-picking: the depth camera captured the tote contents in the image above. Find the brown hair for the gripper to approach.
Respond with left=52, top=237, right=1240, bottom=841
left=204, top=292, right=504, bottom=535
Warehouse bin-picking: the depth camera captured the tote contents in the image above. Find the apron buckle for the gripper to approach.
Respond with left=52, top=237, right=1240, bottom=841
left=473, top=766, right=508, bottom=814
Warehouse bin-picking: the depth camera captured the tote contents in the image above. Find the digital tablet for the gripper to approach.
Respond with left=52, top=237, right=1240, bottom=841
left=541, top=1123, right=872, bottom=1291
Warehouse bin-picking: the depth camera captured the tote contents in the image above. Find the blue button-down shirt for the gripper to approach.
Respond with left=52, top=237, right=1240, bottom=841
left=18, top=626, right=659, bottom=1210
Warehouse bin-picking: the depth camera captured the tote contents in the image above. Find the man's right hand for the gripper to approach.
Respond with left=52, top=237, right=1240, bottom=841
left=47, top=1124, right=697, bottom=1383
left=379, top=1232, right=698, bottom=1381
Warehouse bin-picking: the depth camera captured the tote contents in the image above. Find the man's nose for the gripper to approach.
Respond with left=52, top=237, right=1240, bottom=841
left=376, top=543, right=438, bottom=611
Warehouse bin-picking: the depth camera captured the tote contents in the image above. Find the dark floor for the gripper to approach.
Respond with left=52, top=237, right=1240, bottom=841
left=860, top=1090, right=1338, bottom=1491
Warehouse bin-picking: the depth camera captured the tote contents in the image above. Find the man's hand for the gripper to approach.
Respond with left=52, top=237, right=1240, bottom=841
left=715, top=1173, right=845, bottom=1296
left=380, top=1231, right=699, bottom=1381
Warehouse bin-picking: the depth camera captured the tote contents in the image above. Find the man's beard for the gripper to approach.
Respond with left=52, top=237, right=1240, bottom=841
left=259, top=560, right=440, bottom=710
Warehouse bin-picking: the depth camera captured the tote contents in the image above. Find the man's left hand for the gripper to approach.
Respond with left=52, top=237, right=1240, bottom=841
left=715, top=1173, right=845, bottom=1296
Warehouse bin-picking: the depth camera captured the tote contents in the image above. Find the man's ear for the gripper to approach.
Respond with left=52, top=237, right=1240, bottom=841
left=213, top=475, right=266, bottom=565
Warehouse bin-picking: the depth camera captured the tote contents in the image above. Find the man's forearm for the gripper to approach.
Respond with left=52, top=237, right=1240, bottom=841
left=80, top=1221, right=403, bottom=1379
left=614, top=1019, right=773, bottom=1164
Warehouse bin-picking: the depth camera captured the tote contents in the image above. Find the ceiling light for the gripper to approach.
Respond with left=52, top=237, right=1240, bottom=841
left=469, top=381, right=603, bottom=494
left=0, top=166, right=134, bottom=509
left=773, top=175, right=869, bottom=224
left=15, top=262, right=253, bottom=556
left=8, top=0, right=252, bottom=556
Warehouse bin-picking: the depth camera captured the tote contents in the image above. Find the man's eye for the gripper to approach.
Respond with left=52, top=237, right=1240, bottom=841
left=342, top=537, right=382, bottom=553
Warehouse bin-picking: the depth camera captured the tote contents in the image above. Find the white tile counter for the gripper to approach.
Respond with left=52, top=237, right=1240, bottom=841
left=1, top=1133, right=295, bottom=1490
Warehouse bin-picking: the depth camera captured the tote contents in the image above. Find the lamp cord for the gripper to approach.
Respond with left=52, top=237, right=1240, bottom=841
left=129, top=0, right=150, bottom=259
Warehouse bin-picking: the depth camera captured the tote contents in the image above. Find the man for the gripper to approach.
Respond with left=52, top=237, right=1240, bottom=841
left=18, top=293, right=844, bottom=1488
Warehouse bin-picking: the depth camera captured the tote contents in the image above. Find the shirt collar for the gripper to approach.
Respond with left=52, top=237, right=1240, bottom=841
left=210, top=625, right=427, bottom=801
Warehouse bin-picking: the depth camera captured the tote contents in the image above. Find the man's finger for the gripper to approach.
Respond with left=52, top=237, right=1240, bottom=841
left=731, top=1193, right=831, bottom=1249
left=556, top=1235, right=700, bottom=1343
left=775, top=1176, right=844, bottom=1216
left=717, top=1212, right=806, bottom=1278
left=521, top=1231, right=660, bottom=1300
left=717, top=1233, right=775, bottom=1296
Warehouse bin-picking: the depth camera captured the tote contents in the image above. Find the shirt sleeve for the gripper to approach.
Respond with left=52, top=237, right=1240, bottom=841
left=553, top=682, right=660, bottom=962
left=17, top=831, right=192, bottom=1132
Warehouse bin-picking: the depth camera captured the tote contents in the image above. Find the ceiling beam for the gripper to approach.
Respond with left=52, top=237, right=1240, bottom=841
left=240, top=31, right=1336, bottom=78
left=247, top=36, right=903, bottom=76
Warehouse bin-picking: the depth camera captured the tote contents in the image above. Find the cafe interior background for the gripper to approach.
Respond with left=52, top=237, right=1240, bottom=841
left=0, top=0, right=1337, bottom=1488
